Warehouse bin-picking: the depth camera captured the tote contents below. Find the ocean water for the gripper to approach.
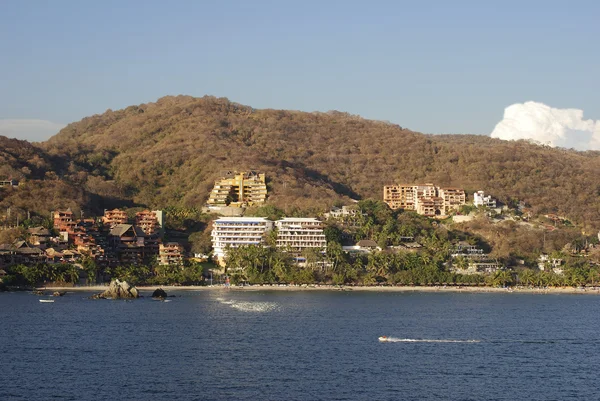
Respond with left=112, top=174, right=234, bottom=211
left=1, top=289, right=600, bottom=401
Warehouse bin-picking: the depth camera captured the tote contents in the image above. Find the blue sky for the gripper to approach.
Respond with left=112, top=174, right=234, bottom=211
left=1, top=0, right=598, bottom=141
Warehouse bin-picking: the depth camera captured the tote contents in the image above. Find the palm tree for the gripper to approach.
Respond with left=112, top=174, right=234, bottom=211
left=492, top=270, right=514, bottom=287
left=518, top=269, right=536, bottom=287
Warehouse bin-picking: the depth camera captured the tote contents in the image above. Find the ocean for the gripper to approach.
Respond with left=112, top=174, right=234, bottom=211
left=1, top=289, right=599, bottom=400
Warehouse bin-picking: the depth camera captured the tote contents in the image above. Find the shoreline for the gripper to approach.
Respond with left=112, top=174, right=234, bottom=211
left=33, top=284, right=600, bottom=295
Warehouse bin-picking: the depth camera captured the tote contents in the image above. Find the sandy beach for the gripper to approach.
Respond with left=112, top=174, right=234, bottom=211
left=37, top=284, right=600, bottom=295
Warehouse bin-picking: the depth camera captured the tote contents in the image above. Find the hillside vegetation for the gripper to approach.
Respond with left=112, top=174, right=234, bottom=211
left=1, top=95, right=599, bottom=231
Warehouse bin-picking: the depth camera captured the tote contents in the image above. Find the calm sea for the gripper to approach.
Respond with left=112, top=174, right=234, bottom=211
left=1, top=289, right=599, bottom=401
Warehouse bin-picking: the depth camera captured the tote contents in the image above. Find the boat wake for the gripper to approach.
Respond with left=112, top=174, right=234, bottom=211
left=379, top=337, right=480, bottom=343
left=215, top=297, right=279, bottom=313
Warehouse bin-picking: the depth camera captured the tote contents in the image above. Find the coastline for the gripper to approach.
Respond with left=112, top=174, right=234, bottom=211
left=36, top=284, right=600, bottom=295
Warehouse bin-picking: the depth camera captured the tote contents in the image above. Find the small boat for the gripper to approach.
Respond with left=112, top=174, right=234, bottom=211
left=379, top=336, right=390, bottom=342
left=39, top=299, right=55, bottom=303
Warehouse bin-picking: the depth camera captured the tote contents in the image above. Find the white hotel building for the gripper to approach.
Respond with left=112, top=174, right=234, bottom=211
left=211, top=217, right=274, bottom=265
left=275, top=218, right=327, bottom=257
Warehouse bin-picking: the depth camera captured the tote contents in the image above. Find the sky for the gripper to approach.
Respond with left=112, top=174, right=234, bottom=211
left=0, top=0, right=599, bottom=142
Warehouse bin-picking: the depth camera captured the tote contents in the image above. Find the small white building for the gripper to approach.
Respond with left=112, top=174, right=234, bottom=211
left=324, top=205, right=363, bottom=219
left=211, top=217, right=274, bottom=265
left=275, top=218, right=327, bottom=257
left=538, top=254, right=564, bottom=274
left=451, top=241, right=486, bottom=259
left=473, top=191, right=496, bottom=208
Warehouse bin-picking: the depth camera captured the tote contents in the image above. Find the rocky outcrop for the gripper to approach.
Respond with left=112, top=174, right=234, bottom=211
left=53, top=291, right=66, bottom=297
left=152, top=288, right=168, bottom=299
left=93, top=279, right=139, bottom=299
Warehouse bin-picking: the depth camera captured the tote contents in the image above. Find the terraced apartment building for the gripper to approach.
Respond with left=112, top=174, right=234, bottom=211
left=207, top=171, right=267, bottom=208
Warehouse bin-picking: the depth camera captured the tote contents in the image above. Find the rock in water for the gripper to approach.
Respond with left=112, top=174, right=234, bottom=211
left=53, top=291, right=66, bottom=297
left=95, top=279, right=139, bottom=299
left=152, top=288, right=168, bottom=298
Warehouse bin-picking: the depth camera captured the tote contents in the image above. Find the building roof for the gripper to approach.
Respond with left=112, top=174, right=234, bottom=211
left=357, top=240, right=378, bottom=248
left=110, top=224, right=133, bottom=236
left=109, top=224, right=145, bottom=237
left=16, top=247, right=44, bottom=255
left=277, top=218, right=321, bottom=222
left=215, top=217, right=270, bottom=222
left=28, top=226, right=51, bottom=236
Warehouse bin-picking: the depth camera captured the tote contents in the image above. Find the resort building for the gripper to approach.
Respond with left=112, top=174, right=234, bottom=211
left=473, top=191, right=497, bottom=208
left=383, top=183, right=466, bottom=217
left=52, top=209, right=77, bottom=233
left=383, top=184, right=436, bottom=210
left=135, top=210, right=164, bottom=236
left=211, top=217, right=274, bottom=265
left=158, top=242, right=184, bottom=266
left=438, top=188, right=467, bottom=215
left=108, top=224, right=146, bottom=265
left=102, top=209, right=128, bottom=227
left=275, top=218, right=327, bottom=257
left=207, top=171, right=267, bottom=208
left=415, top=196, right=445, bottom=217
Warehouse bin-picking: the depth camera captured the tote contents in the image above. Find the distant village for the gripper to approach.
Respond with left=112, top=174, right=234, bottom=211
left=0, top=171, right=597, bottom=286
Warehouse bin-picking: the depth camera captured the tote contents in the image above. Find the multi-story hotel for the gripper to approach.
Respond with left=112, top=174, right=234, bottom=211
left=211, top=217, right=274, bottom=265
left=207, top=171, right=267, bottom=208
left=52, top=209, right=77, bottom=233
left=135, top=210, right=164, bottom=236
left=275, top=218, right=327, bottom=257
left=438, top=188, right=467, bottom=215
left=102, top=209, right=128, bottom=228
left=383, top=183, right=466, bottom=217
left=383, top=184, right=436, bottom=210
left=158, top=242, right=184, bottom=266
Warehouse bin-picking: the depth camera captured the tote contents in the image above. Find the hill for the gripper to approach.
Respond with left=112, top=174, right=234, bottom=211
left=2, top=95, right=599, bottom=230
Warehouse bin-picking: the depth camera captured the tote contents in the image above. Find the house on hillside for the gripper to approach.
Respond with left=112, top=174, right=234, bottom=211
left=451, top=241, right=486, bottom=259
left=0, top=179, right=18, bottom=188
left=538, top=254, right=564, bottom=274
left=473, top=191, right=497, bottom=208
left=27, top=227, right=52, bottom=247
left=342, top=239, right=381, bottom=254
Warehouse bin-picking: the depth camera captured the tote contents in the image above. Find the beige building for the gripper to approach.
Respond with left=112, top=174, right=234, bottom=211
left=438, top=188, right=466, bottom=215
left=159, top=242, right=184, bottom=265
left=415, top=196, right=445, bottom=217
left=207, top=171, right=267, bottom=208
left=275, top=218, right=327, bottom=258
left=383, top=183, right=465, bottom=217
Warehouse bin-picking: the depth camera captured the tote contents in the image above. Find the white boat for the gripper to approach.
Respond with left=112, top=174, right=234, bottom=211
left=379, top=336, right=390, bottom=342
left=39, top=299, right=55, bottom=303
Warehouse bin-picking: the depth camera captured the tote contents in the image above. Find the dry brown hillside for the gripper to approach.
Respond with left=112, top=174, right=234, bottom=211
left=23, top=94, right=599, bottom=231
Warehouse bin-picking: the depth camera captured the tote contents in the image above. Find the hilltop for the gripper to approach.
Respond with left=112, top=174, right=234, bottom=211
left=1, top=95, right=599, bottom=230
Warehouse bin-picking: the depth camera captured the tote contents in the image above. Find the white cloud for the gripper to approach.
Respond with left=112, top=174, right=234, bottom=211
left=490, top=101, right=600, bottom=151
left=0, top=119, right=65, bottom=142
